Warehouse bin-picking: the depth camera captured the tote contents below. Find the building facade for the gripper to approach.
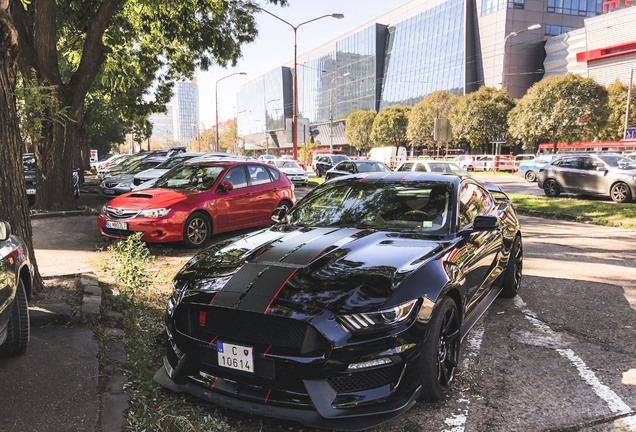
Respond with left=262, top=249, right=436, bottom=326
left=150, top=78, right=200, bottom=143
left=238, top=0, right=605, bottom=154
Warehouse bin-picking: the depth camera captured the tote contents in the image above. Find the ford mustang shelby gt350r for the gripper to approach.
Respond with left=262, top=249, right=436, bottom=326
left=155, top=172, right=523, bottom=430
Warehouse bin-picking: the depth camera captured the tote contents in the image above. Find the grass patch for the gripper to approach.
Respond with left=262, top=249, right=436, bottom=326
left=509, top=193, right=636, bottom=229
left=307, top=176, right=325, bottom=187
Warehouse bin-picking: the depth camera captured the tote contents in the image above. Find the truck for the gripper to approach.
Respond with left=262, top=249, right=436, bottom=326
left=368, top=146, right=407, bottom=170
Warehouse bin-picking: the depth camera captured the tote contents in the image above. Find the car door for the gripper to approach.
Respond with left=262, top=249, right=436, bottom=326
left=212, top=165, right=254, bottom=232
left=456, top=182, right=503, bottom=312
left=579, top=156, right=609, bottom=194
left=557, top=156, right=585, bottom=193
left=247, top=164, right=279, bottom=225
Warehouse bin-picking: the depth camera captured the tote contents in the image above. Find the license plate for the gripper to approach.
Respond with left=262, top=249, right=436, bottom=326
left=26, top=189, right=36, bottom=195
left=217, top=342, right=254, bottom=373
left=105, top=220, right=127, bottom=230
left=103, top=189, right=115, bottom=195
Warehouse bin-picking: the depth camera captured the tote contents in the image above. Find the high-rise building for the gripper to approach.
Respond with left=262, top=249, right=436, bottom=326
left=150, top=78, right=200, bottom=143
left=237, top=0, right=606, bottom=153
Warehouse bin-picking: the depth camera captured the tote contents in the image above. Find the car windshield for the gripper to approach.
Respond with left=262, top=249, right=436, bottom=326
left=275, top=161, right=300, bottom=169
left=355, top=162, right=391, bottom=172
left=154, top=165, right=224, bottom=191
left=600, top=156, right=636, bottom=170
left=157, top=155, right=196, bottom=170
left=332, top=155, right=349, bottom=163
left=283, top=181, right=451, bottom=233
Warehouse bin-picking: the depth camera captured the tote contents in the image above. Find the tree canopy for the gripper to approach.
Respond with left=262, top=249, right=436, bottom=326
left=344, top=110, right=376, bottom=153
left=407, top=91, right=458, bottom=147
left=371, top=105, right=411, bottom=148
left=596, top=80, right=636, bottom=142
left=450, top=87, right=514, bottom=150
left=507, top=73, right=609, bottom=149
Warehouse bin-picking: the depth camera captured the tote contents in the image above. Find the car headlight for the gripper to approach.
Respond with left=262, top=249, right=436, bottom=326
left=138, top=207, right=171, bottom=218
left=339, top=299, right=419, bottom=332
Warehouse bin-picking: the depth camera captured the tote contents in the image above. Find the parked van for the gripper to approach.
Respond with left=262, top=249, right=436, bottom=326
left=368, top=146, right=407, bottom=169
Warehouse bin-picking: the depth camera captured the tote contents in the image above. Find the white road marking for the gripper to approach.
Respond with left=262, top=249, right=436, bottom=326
left=514, top=296, right=632, bottom=416
left=442, top=320, right=486, bottom=432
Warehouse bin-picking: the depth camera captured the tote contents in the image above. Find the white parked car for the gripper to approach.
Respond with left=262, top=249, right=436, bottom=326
left=268, top=159, right=308, bottom=186
left=395, top=160, right=471, bottom=176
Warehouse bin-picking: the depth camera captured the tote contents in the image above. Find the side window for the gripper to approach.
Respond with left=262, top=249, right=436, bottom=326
left=341, top=161, right=354, bottom=172
left=559, top=157, right=581, bottom=169
left=266, top=166, right=280, bottom=181
left=458, top=183, right=493, bottom=229
left=398, top=162, right=414, bottom=172
left=584, top=158, right=605, bottom=171
left=221, top=166, right=248, bottom=189
left=248, top=164, right=272, bottom=186
left=415, top=163, right=428, bottom=172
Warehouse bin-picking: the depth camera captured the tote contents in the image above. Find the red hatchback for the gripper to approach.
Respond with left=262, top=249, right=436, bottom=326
left=98, top=160, right=296, bottom=247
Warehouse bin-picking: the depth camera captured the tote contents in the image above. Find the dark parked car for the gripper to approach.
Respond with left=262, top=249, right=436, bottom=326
left=325, top=159, right=391, bottom=180
left=0, top=220, right=33, bottom=356
left=155, top=172, right=523, bottom=429
left=314, top=154, right=350, bottom=177
left=538, top=154, right=636, bottom=203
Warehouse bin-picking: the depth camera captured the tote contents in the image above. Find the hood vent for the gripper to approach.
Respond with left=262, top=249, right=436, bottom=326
left=129, top=193, right=154, bottom=199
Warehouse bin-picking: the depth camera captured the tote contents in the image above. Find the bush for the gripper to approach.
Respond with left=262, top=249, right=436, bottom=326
left=106, top=232, right=155, bottom=303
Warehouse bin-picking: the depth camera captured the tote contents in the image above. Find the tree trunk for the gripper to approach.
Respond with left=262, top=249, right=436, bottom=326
left=0, top=0, right=43, bottom=291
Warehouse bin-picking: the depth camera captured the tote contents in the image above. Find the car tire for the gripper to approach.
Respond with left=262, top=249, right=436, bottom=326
left=182, top=212, right=211, bottom=248
left=500, top=235, right=522, bottom=298
left=610, top=182, right=632, bottom=203
left=0, top=280, right=30, bottom=357
left=543, top=179, right=560, bottom=198
left=418, top=296, right=460, bottom=402
left=525, top=171, right=537, bottom=182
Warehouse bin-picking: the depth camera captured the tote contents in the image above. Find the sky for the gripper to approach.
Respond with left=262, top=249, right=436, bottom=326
left=197, top=0, right=410, bottom=129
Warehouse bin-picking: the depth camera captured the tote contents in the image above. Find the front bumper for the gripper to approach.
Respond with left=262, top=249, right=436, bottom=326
left=156, top=302, right=426, bottom=430
left=97, top=214, right=184, bottom=243
left=155, top=362, right=419, bottom=431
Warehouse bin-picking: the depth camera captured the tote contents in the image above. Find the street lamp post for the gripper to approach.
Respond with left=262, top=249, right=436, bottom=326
left=329, top=72, right=352, bottom=153
left=216, top=72, right=247, bottom=152
left=259, top=8, right=344, bottom=161
left=501, top=24, right=541, bottom=90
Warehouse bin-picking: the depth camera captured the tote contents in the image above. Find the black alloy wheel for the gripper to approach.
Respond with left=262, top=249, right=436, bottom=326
left=419, top=296, right=461, bottom=401
left=543, top=179, right=560, bottom=197
left=500, top=235, right=522, bottom=298
left=610, top=182, right=632, bottom=203
left=183, top=212, right=211, bottom=248
left=0, top=280, right=30, bottom=357
left=525, top=171, right=537, bottom=182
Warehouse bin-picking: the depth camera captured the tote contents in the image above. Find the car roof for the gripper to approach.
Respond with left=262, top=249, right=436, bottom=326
left=329, top=171, right=465, bottom=186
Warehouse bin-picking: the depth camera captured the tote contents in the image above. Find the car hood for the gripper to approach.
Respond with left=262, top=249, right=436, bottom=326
left=107, top=188, right=200, bottom=209
left=280, top=167, right=306, bottom=175
left=174, top=225, right=449, bottom=317
left=135, top=168, right=169, bottom=179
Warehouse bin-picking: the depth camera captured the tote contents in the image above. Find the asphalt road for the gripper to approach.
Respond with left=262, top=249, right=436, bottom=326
left=3, top=175, right=634, bottom=432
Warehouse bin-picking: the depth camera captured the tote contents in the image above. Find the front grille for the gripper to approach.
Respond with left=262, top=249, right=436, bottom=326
left=179, top=305, right=330, bottom=356
left=104, top=181, right=118, bottom=188
left=105, top=207, right=139, bottom=219
left=103, top=227, right=136, bottom=237
left=327, top=364, right=402, bottom=394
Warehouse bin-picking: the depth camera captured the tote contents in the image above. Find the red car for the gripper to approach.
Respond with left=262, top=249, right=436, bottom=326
left=98, top=160, right=296, bottom=247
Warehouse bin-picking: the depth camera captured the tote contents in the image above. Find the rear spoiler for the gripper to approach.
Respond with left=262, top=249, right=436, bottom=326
left=482, top=182, right=510, bottom=202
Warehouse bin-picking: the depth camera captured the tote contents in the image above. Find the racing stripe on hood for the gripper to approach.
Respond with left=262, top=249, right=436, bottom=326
left=253, top=227, right=335, bottom=263
left=278, top=228, right=365, bottom=266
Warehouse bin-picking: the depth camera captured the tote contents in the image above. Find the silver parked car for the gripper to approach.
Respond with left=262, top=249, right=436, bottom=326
left=537, top=154, right=636, bottom=203
left=396, top=160, right=471, bottom=176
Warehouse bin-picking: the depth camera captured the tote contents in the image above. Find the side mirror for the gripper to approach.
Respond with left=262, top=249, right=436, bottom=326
left=0, top=220, right=11, bottom=241
left=271, top=206, right=289, bottom=223
left=459, top=215, right=498, bottom=236
left=596, top=166, right=608, bottom=173
left=220, top=181, right=234, bottom=191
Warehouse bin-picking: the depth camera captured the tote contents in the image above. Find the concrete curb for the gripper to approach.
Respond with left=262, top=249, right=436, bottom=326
left=31, top=208, right=99, bottom=219
left=78, top=273, right=130, bottom=432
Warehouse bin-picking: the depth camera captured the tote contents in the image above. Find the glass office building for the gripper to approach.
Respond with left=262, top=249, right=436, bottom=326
left=237, top=0, right=605, bottom=153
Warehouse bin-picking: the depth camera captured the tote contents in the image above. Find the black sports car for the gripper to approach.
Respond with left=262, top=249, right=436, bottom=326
left=155, top=172, right=523, bottom=430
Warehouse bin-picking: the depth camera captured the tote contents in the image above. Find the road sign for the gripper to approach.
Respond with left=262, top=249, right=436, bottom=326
left=624, top=128, right=636, bottom=139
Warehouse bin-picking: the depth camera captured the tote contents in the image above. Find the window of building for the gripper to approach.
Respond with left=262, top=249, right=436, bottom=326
left=545, top=25, right=576, bottom=35
left=547, top=0, right=603, bottom=16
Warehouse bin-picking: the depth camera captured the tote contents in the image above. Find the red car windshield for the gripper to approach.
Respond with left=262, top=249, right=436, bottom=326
left=154, top=165, right=225, bottom=191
